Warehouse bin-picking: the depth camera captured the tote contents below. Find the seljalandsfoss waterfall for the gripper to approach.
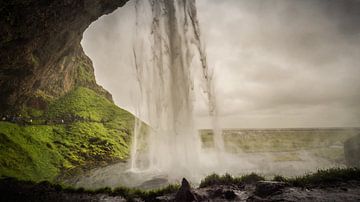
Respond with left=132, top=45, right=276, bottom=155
left=75, top=0, right=333, bottom=189
left=74, top=0, right=232, bottom=189
left=2, top=0, right=360, bottom=200
left=70, top=0, right=360, bottom=191
left=130, top=0, right=223, bottom=182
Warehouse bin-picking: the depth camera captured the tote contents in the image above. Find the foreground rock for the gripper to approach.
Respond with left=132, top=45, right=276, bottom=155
left=174, top=178, right=197, bottom=202
left=162, top=179, right=360, bottom=202
left=2, top=177, right=360, bottom=202
left=0, top=178, right=126, bottom=202
left=254, top=181, right=287, bottom=198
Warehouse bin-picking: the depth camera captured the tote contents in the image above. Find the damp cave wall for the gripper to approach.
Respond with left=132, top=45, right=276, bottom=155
left=0, top=0, right=129, bottom=113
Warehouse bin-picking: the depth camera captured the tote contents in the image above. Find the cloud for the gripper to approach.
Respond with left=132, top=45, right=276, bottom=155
left=195, top=0, right=360, bottom=127
left=82, top=0, right=360, bottom=128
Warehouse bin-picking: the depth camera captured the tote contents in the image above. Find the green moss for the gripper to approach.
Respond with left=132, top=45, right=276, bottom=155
left=19, top=106, right=44, bottom=118
left=0, top=122, right=63, bottom=181
left=47, top=87, right=133, bottom=124
left=65, top=122, right=130, bottom=160
left=76, top=62, right=96, bottom=84
left=0, top=87, right=136, bottom=182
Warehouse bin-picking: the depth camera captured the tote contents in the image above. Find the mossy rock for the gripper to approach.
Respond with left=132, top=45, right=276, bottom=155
left=0, top=87, right=136, bottom=182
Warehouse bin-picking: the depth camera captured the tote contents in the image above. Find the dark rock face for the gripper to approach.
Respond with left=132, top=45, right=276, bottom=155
left=344, top=134, right=360, bottom=168
left=0, top=0, right=128, bottom=112
left=175, top=178, right=197, bottom=202
left=2, top=176, right=360, bottom=202
left=254, top=181, right=286, bottom=198
left=0, top=177, right=126, bottom=202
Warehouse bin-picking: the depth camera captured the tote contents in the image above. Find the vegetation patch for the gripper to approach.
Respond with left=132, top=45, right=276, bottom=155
left=47, top=87, right=133, bottom=125
left=277, top=167, right=360, bottom=187
left=200, top=168, right=360, bottom=188
left=0, top=177, right=179, bottom=202
left=0, top=123, right=63, bottom=181
left=199, top=173, right=265, bottom=188
left=0, top=87, right=135, bottom=182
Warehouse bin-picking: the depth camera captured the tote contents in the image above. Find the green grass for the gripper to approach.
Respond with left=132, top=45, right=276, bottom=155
left=0, top=176, right=179, bottom=201
left=20, top=106, right=45, bottom=118
left=0, top=123, right=63, bottom=181
left=199, top=168, right=360, bottom=188
left=75, top=60, right=96, bottom=85
left=281, top=167, right=360, bottom=187
left=199, top=173, right=265, bottom=188
left=0, top=87, right=135, bottom=182
left=47, top=87, right=133, bottom=125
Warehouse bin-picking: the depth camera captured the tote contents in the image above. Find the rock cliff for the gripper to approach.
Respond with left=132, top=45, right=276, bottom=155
left=0, top=0, right=134, bottom=182
left=0, top=0, right=128, bottom=113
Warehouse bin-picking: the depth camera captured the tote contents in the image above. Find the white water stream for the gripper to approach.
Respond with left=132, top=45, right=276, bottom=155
left=130, top=0, right=224, bottom=182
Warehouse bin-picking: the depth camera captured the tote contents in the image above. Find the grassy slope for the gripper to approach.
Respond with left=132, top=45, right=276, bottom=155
left=0, top=87, right=134, bottom=182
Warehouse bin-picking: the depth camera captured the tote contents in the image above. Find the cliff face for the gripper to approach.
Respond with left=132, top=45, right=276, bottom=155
left=0, top=0, right=128, bottom=113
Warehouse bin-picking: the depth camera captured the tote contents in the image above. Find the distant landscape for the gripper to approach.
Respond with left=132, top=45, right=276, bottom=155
left=200, top=128, right=360, bottom=176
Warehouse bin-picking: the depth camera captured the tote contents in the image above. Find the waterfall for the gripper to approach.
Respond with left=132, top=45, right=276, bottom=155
left=130, top=0, right=223, bottom=180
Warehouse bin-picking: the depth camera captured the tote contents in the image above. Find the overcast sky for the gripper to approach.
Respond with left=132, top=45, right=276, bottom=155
left=82, top=0, right=360, bottom=128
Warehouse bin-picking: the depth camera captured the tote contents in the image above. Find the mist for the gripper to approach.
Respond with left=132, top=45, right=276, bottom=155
left=82, top=0, right=360, bottom=129
left=58, top=0, right=360, bottom=190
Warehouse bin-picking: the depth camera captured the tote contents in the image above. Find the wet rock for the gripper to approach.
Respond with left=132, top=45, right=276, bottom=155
left=247, top=195, right=270, bottom=202
left=175, top=178, right=197, bottom=202
left=341, top=187, right=348, bottom=191
left=224, top=190, right=237, bottom=200
left=254, top=181, right=286, bottom=198
left=209, top=187, right=237, bottom=200
left=212, top=188, right=223, bottom=198
left=1, top=0, right=126, bottom=112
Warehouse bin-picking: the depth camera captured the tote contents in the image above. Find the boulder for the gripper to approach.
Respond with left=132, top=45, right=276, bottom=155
left=254, top=181, right=286, bottom=198
left=175, top=178, right=197, bottom=202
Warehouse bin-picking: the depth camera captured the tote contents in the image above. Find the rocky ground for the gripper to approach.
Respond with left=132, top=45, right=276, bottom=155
left=1, top=176, right=360, bottom=202
left=160, top=178, right=360, bottom=202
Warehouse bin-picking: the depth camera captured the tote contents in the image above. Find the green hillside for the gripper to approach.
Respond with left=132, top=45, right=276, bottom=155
left=0, top=87, right=134, bottom=182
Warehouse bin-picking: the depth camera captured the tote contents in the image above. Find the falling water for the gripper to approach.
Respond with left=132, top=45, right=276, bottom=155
left=130, top=0, right=223, bottom=181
